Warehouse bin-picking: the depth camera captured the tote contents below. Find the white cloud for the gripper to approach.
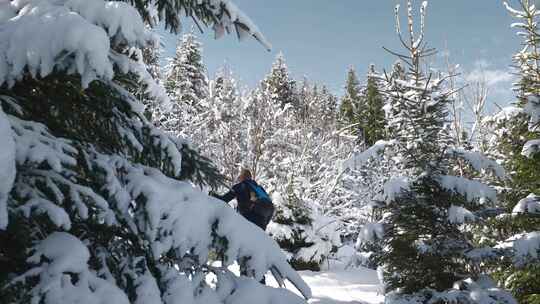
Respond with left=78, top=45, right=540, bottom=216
left=462, top=59, right=514, bottom=88
left=464, top=68, right=513, bottom=87
left=460, top=59, right=517, bottom=107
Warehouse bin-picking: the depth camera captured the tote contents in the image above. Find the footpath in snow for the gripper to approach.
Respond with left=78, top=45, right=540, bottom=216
left=268, top=267, right=384, bottom=304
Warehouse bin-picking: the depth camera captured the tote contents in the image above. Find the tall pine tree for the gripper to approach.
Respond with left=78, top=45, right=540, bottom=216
left=339, top=66, right=362, bottom=133
left=164, top=30, right=209, bottom=107
left=362, top=65, right=386, bottom=146
left=195, top=65, right=246, bottom=183
left=339, top=65, right=386, bottom=147
left=484, top=2, right=540, bottom=302
left=360, top=1, right=515, bottom=302
left=262, top=53, right=298, bottom=108
left=160, top=30, right=209, bottom=134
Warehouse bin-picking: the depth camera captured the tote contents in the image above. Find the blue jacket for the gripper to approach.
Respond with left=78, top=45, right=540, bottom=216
left=217, top=179, right=259, bottom=217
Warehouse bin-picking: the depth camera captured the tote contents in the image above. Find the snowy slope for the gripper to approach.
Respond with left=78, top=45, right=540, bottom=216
left=268, top=267, right=384, bottom=304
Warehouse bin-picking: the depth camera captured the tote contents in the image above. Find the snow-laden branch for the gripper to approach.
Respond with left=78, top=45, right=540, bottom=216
left=8, top=115, right=78, bottom=171
left=120, top=162, right=312, bottom=300
left=383, top=176, right=410, bottom=202
left=344, top=140, right=394, bottom=170
left=522, top=139, right=540, bottom=157
left=513, top=193, right=540, bottom=214
left=448, top=148, right=507, bottom=179
left=213, top=0, right=272, bottom=51
left=504, top=1, right=527, bottom=18
left=356, top=222, right=384, bottom=246
left=447, top=205, right=475, bottom=224
left=496, top=231, right=540, bottom=265
left=438, top=175, right=497, bottom=204
left=0, top=0, right=149, bottom=88
left=11, top=232, right=130, bottom=304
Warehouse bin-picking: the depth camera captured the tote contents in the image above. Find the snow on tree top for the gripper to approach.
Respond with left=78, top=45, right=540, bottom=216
left=383, top=176, right=410, bottom=202
left=0, top=0, right=149, bottom=88
left=344, top=140, right=395, bottom=170
left=438, top=175, right=497, bottom=204
left=483, top=106, right=523, bottom=125
left=497, top=231, right=540, bottom=264
left=513, top=193, right=540, bottom=214
left=0, top=0, right=269, bottom=93
left=13, top=232, right=131, bottom=304
left=522, top=139, right=540, bottom=157
left=447, top=205, right=476, bottom=224
left=449, top=148, right=507, bottom=179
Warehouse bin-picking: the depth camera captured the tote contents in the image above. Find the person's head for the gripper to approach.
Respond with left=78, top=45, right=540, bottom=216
left=238, top=168, right=252, bottom=182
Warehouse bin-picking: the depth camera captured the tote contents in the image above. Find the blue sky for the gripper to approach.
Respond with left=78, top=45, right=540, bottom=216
left=160, top=0, right=523, bottom=109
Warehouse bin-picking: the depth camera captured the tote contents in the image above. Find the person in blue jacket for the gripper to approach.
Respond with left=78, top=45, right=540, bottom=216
left=212, top=169, right=272, bottom=231
left=212, top=169, right=275, bottom=285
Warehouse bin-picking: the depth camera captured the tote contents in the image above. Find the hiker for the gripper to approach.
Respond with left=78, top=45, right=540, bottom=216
left=211, top=169, right=275, bottom=285
left=211, top=169, right=275, bottom=231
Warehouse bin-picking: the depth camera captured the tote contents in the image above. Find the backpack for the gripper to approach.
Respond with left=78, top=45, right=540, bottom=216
left=245, top=180, right=275, bottom=221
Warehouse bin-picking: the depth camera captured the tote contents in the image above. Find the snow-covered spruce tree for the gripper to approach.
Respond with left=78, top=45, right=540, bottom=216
left=0, top=1, right=311, bottom=304
left=261, top=53, right=298, bottom=108
left=339, top=65, right=386, bottom=147
left=295, top=76, right=312, bottom=123
left=164, top=30, right=209, bottom=108
left=362, top=64, right=386, bottom=147
left=269, top=177, right=320, bottom=271
left=479, top=107, right=540, bottom=303
left=339, top=66, right=363, bottom=134
left=244, top=86, right=283, bottom=181
left=129, top=29, right=164, bottom=122
left=360, top=1, right=515, bottom=302
left=301, top=83, right=357, bottom=222
left=479, top=2, right=540, bottom=302
left=159, top=30, right=209, bottom=135
left=244, top=55, right=299, bottom=182
left=268, top=153, right=344, bottom=271
left=244, top=71, right=345, bottom=271
left=329, top=66, right=390, bottom=266
left=284, top=80, right=360, bottom=269
left=340, top=140, right=401, bottom=269
left=244, top=84, right=312, bottom=267
left=194, top=65, right=247, bottom=183
left=311, top=85, right=338, bottom=130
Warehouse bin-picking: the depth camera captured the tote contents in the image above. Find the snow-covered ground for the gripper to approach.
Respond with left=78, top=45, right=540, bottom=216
left=268, top=267, right=384, bottom=304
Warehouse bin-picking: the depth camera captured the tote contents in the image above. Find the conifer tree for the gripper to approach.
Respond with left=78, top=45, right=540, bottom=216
left=362, top=65, right=386, bottom=146
left=244, top=69, right=345, bottom=271
left=483, top=2, right=540, bottom=302
left=340, top=65, right=386, bottom=146
left=262, top=53, right=298, bottom=108
left=129, top=31, right=164, bottom=122
left=244, top=87, right=281, bottom=180
left=358, top=1, right=514, bottom=302
left=196, top=65, right=246, bottom=182
left=0, top=1, right=311, bottom=303
left=339, top=66, right=362, bottom=132
left=246, top=56, right=298, bottom=181
left=269, top=177, right=319, bottom=271
left=295, top=76, right=313, bottom=123
left=161, top=31, right=209, bottom=134
left=312, top=85, right=338, bottom=130
left=164, top=30, right=209, bottom=107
